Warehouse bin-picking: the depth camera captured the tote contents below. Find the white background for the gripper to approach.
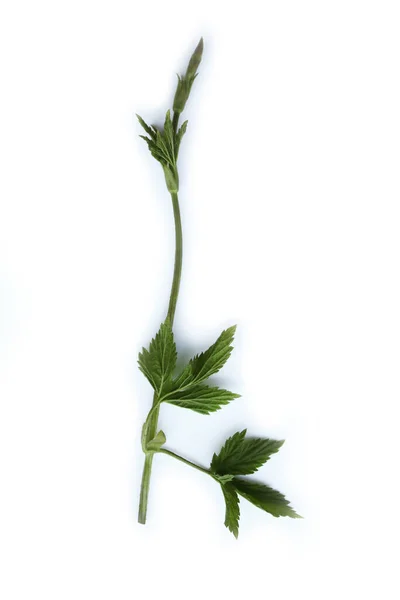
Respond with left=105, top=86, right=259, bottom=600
left=1, top=1, right=399, bottom=598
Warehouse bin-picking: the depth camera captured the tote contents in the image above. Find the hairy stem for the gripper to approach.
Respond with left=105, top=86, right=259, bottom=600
left=138, top=190, right=183, bottom=524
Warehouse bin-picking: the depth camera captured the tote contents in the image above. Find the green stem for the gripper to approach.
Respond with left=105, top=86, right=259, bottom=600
left=140, top=401, right=160, bottom=451
left=138, top=398, right=159, bottom=524
left=138, top=451, right=155, bottom=524
left=158, top=448, right=212, bottom=477
left=138, top=190, right=183, bottom=524
left=172, top=111, right=180, bottom=134
left=167, top=192, right=183, bottom=324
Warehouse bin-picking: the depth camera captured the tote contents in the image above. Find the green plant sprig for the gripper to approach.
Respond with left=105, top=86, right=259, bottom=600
left=136, top=39, right=300, bottom=537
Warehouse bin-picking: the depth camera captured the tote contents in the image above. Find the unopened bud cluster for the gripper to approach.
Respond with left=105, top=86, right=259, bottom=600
left=173, top=38, right=204, bottom=114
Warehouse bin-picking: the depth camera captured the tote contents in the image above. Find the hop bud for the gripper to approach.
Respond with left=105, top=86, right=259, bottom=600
left=186, top=37, right=204, bottom=80
left=173, top=38, right=204, bottom=114
left=173, top=77, right=188, bottom=115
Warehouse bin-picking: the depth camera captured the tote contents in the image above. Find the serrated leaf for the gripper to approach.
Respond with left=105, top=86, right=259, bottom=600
left=155, top=130, right=173, bottom=164
left=211, top=430, right=284, bottom=475
left=146, top=430, right=167, bottom=451
left=138, top=111, right=179, bottom=172
left=138, top=320, right=177, bottom=394
left=163, top=110, right=175, bottom=158
left=139, top=134, right=167, bottom=166
left=136, top=114, right=157, bottom=140
left=173, top=325, right=237, bottom=389
left=139, top=135, right=155, bottom=151
left=175, top=120, right=188, bottom=156
left=232, top=478, right=301, bottom=519
left=221, top=482, right=240, bottom=538
left=163, top=385, right=239, bottom=414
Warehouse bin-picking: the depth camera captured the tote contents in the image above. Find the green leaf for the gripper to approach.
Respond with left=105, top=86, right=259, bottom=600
left=211, top=430, right=284, bottom=475
left=163, top=384, right=239, bottom=414
left=173, top=325, right=237, bottom=389
left=146, top=430, right=167, bottom=451
left=139, top=134, right=167, bottom=166
left=175, top=120, right=188, bottom=156
left=136, top=114, right=157, bottom=140
left=137, top=111, right=178, bottom=173
left=155, top=130, right=173, bottom=165
left=232, top=478, right=301, bottom=519
left=138, top=320, right=177, bottom=394
left=221, top=482, right=240, bottom=538
left=163, top=110, right=175, bottom=159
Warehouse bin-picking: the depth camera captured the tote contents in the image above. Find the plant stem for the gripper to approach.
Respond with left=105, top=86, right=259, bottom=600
left=138, top=190, right=183, bottom=524
left=138, top=451, right=155, bottom=524
left=167, top=192, right=183, bottom=324
left=158, top=448, right=212, bottom=477
left=138, top=396, right=159, bottom=524
left=172, top=111, right=179, bottom=134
